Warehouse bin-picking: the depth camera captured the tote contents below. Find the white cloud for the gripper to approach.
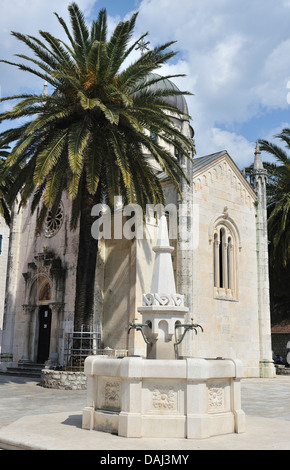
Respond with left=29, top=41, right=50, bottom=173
left=1, top=0, right=290, bottom=168
left=131, top=0, right=290, bottom=166
left=208, top=128, right=255, bottom=168
left=255, top=39, right=290, bottom=109
left=0, top=0, right=95, bottom=95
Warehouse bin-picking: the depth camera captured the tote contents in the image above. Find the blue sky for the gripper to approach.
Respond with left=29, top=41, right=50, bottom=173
left=89, top=0, right=141, bottom=18
left=1, top=0, right=290, bottom=168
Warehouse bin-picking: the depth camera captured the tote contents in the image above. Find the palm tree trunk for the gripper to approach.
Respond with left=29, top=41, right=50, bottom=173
left=74, top=181, right=100, bottom=333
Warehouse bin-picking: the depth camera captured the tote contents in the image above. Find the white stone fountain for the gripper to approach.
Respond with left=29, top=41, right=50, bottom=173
left=82, top=216, right=245, bottom=438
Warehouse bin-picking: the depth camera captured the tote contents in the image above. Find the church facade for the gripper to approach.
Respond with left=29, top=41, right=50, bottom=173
left=0, top=216, right=9, bottom=353
left=0, top=78, right=275, bottom=378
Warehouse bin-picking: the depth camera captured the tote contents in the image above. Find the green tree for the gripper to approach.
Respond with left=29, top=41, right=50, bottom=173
left=259, top=130, right=290, bottom=323
left=0, top=146, right=13, bottom=226
left=0, top=3, right=194, bottom=331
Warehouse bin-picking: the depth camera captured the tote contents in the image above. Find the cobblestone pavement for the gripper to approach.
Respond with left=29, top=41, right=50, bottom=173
left=0, top=374, right=289, bottom=450
left=241, top=376, right=290, bottom=421
left=0, top=374, right=86, bottom=428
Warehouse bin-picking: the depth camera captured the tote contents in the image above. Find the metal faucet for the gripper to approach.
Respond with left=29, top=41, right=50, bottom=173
left=174, top=318, right=203, bottom=346
left=128, top=319, right=152, bottom=345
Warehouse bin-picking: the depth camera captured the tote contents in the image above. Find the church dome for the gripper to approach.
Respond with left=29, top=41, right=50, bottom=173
left=144, top=73, right=189, bottom=117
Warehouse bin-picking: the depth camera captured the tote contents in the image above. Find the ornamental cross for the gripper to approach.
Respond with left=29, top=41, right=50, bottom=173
left=136, top=37, right=150, bottom=55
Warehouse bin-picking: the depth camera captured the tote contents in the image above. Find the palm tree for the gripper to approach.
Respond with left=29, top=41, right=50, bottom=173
left=0, top=146, right=13, bottom=226
left=0, top=3, right=194, bottom=331
left=259, top=130, right=290, bottom=322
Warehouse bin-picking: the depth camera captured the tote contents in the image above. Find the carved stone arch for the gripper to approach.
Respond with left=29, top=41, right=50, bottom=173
left=23, top=252, right=66, bottom=306
left=29, top=273, right=53, bottom=305
left=232, top=175, right=237, bottom=188
left=208, top=207, right=242, bottom=251
left=21, top=252, right=66, bottom=364
left=242, top=188, right=246, bottom=203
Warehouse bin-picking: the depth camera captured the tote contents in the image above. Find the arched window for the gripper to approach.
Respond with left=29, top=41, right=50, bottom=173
left=213, top=224, right=237, bottom=299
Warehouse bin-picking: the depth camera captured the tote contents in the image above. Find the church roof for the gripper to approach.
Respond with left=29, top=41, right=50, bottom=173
left=192, top=151, right=227, bottom=173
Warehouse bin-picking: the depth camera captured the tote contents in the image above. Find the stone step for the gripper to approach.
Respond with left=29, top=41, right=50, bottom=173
left=0, top=363, right=45, bottom=378
left=18, top=362, right=44, bottom=370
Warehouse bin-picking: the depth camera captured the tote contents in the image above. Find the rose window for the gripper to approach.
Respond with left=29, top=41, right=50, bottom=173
left=43, top=203, right=64, bottom=238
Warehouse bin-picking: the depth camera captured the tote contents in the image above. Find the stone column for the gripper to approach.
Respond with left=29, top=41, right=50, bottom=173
left=222, top=238, right=228, bottom=290
left=176, top=135, right=194, bottom=357
left=250, top=142, right=275, bottom=378
left=49, top=303, right=63, bottom=364
left=1, top=202, right=23, bottom=362
left=214, top=235, right=219, bottom=287
left=20, top=304, right=35, bottom=363
left=227, top=240, right=234, bottom=291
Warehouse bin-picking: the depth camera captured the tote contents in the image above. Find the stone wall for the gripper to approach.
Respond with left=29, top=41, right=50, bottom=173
left=40, top=369, right=87, bottom=390
left=0, top=216, right=10, bottom=348
left=185, top=154, right=261, bottom=377
left=2, top=194, right=79, bottom=365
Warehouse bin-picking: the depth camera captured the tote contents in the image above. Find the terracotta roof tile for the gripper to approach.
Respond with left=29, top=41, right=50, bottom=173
left=271, top=322, right=290, bottom=334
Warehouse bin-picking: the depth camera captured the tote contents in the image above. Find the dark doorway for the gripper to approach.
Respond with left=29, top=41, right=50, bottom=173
left=37, top=306, right=52, bottom=364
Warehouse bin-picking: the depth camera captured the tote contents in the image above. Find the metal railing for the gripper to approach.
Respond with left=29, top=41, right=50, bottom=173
left=63, top=325, right=128, bottom=370
left=64, top=325, right=101, bottom=370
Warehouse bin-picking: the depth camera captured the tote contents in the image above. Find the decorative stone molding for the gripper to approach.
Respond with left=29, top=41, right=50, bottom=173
left=143, top=293, right=184, bottom=307
left=152, top=388, right=176, bottom=411
left=22, top=252, right=66, bottom=306
left=49, top=302, right=65, bottom=314
left=43, top=202, right=64, bottom=238
left=192, top=153, right=256, bottom=206
left=103, top=380, right=121, bottom=411
left=208, top=384, right=225, bottom=412
left=209, top=206, right=242, bottom=251
left=22, top=304, right=37, bottom=315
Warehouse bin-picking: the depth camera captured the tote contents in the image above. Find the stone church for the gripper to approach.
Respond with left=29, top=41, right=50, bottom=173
left=0, top=76, right=275, bottom=378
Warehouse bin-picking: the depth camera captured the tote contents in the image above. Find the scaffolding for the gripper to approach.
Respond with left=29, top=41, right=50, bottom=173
left=63, top=325, right=128, bottom=370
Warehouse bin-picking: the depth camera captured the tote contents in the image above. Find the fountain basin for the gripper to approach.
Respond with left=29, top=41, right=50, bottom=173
left=82, top=355, right=245, bottom=439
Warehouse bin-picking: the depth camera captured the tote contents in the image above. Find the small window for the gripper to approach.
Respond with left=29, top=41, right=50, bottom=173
left=0, top=234, right=2, bottom=254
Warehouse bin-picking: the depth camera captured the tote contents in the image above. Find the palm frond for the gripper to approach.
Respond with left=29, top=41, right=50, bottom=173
left=33, top=129, right=68, bottom=184
left=11, top=31, right=60, bottom=69
left=68, top=2, right=90, bottom=61
left=54, top=12, right=75, bottom=49
left=106, top=13, right=138, bottom=80
left=90, top=9, right=107, bottom=42
left=259, top=139, right=290, bottom=165
left=68, top=120, right=90, bottom=175
left=0, top=58, right=58, bottom=87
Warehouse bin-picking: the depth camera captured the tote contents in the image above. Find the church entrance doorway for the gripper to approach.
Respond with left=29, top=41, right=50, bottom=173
left=37, top=306, right=52, bottom=364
